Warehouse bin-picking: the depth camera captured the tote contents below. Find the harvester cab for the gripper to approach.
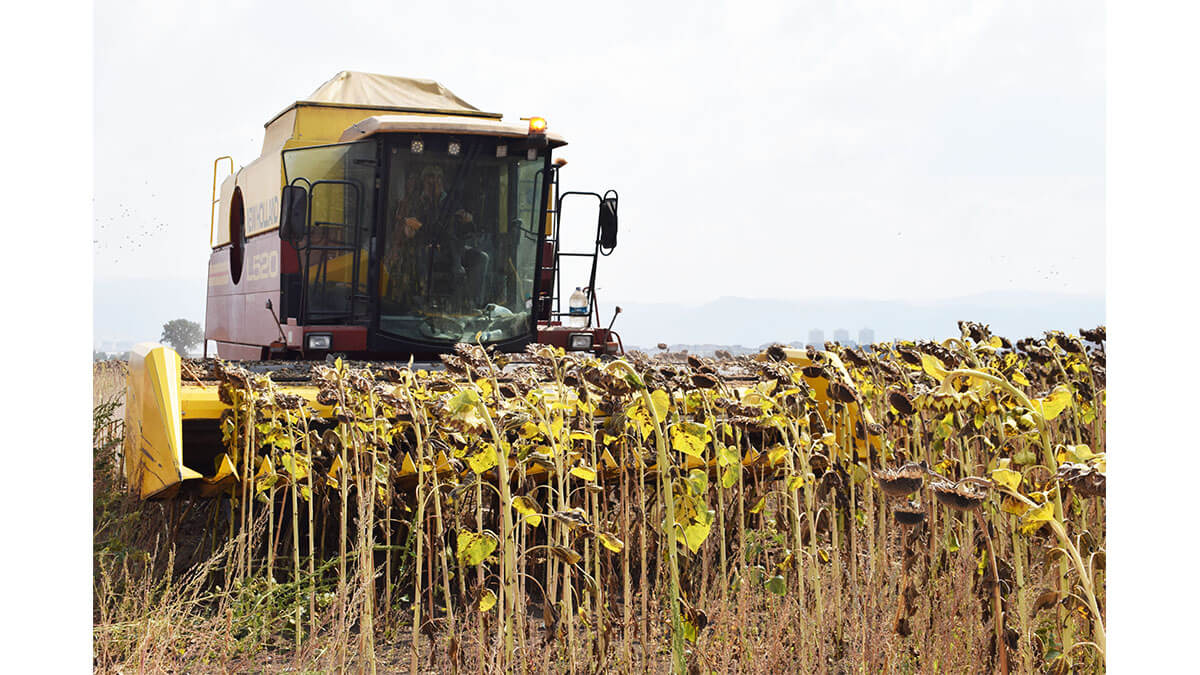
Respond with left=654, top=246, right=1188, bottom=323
left=206, top=71, right=622, bottom=362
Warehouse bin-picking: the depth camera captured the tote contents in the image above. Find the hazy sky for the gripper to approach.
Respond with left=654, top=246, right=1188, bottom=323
left=94, top=0, right=1104, bottom=307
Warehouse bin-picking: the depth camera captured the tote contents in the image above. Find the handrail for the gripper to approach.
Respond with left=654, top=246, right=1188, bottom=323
left=209, top=156, right=234, bottom=247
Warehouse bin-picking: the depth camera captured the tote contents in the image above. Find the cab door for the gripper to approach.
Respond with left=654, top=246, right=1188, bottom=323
left=282, top=141, right=379, bottom=324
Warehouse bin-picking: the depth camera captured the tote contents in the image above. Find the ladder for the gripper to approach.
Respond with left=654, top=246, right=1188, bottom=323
left=542, top=167, right=616, bottom=327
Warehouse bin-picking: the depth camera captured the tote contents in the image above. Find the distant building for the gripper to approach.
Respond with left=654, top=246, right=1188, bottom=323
left=833, top=329, right=851, bottom=345
left=807, top=329, right=824, bottom=347
left=858, top=328, right=876, bottom=346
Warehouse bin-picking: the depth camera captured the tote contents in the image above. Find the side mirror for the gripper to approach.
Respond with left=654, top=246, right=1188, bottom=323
left=598, top=196, right=618, bottom=250
left=280, top=185, right=308, bottom=243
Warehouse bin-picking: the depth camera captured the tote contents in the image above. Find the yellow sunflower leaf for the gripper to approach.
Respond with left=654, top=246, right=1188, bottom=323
left=670, top=423, right=710, bottom=459
left=479, top=589, right=497, bottom=612
left=549, top=545, right=582, bottom=565
left=467, top=445, right=498, bottom=474
left=326, top=454, right=343, bottom=489
left=570, top=465, right=597, bottom=481
left=1034, top=385, right=1073, bottom=421
left=682, top=618, right=698, bottom=643
left=456, top=531, right=498, bottom=567
left=512, top=495, right=542, bottom=527
left=680, top=509, right=715, bottom=554
left=447, top=389, right=481, bottom=416
left=719, top=464, right=739, bottom=489
left=716, top=444, right=740, bottom=467
left=1019, top=501, right=1055, bottom=535
left=991, top=468, right=1022, bottom=491
left=598, top=532, right=625, bottom=553
left=650, top=389, right=671, bottom=420
left=1071, top=444, right=1096, bottom=461
left=767, top=445, right=789, bottom=465
left=749, top=496, right=767, bottom=514
left=256, top=455, right=274, bottom=479
left=475, top=378, right=493, bottom=399
left=921, top=353, right=949, bottom=381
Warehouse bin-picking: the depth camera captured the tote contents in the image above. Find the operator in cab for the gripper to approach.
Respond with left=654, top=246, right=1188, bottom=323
left=383, top=164, right=490, bottom=315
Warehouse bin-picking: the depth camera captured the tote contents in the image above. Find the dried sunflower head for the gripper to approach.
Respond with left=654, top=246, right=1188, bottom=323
left=440, top=354, right=468, bottom=377
left=809, top=451, right=830, bottom=475
left=817, top=470, right=844, bottom=501
left=876, top=359, right=903, bottom=381
left=316, top=388, right=340, bottom=406
left=273, top=392, right=305, bottom=410
left=453, top=343, right=491, bottom=371
left=807, top=411, right=826, bottom=435
left=896, top=345, right=922, bottom=366
left=958, top=320, right=990, bottom=344
left=1056, top=462, right=1106, bottom=498
left=841, top=348, right=870, bottom=368
left=930, top=479, right=986, bottom=512
left=893, top=501, right=927, bottom=526
left=1058, top=337, right=1083, bottom=354
left=874, top=462, right=925, bottom=497
left=827, top=380, right=857, bottom=403
left=320, top=429, right=342, bottom=456
left=887, top=390, right=915, bottom=416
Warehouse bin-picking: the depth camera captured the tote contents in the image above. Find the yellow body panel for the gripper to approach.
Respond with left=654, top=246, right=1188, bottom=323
left=179, top=385, right=226, bottom=420
left=214, top=104, right=462, bottom=246
left=198, top=454, right=238, bottom=498
left=127, top=343, right=339, bottom=497
left=288, top=105, right=423, bottom=147
left=756, top=348, right=882, bottom=458
left=124, top=344, right=203, bottom=498
left=177, top=383, right=334, bottom=421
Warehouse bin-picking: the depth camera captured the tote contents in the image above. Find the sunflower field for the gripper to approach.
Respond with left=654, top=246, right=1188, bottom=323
left=93, top=321, right=1106, bottom=673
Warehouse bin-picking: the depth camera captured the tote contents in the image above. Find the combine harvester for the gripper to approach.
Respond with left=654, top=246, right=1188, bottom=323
left=124, top=72, right=878, bottom=499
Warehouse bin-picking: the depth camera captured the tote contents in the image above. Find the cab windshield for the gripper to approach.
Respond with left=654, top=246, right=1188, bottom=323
left=379, top=135, right=545, bottom=344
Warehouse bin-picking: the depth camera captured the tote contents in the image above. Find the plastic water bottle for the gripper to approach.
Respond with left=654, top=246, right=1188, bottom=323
left=568, top=287, right=588, bottom=327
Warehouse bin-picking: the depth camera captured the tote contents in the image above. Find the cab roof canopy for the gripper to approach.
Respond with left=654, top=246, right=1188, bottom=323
left=266, top=70, right=502, bottom=127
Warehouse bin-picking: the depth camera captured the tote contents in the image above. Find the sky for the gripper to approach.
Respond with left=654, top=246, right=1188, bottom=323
left=94, top=0, right=1105, bottom=336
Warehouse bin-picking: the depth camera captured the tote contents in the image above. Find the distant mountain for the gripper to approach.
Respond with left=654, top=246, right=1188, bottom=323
left=611, top=292, right=1105, bottom=349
